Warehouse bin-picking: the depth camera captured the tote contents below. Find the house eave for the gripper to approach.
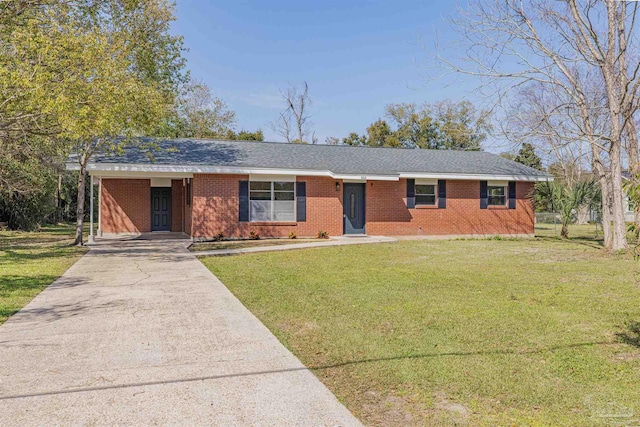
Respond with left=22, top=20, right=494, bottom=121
left=65, top=162, right=552, bottom=182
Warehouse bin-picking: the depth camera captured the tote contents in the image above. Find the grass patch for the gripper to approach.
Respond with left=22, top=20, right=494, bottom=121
left=201, top=233, right=640, bottom=426
left=0, top=224, right=87, bottom=324
left=189, top=238, right=317, bottom=252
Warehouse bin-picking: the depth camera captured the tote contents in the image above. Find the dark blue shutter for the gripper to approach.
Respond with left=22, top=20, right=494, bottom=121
left=508, top=181, right=517, bottom=209
left=480, top=181, right=488, bottom=209
left=239, top=181, right=249, bottom=221
left=437, top=180, right=446, bottom=209
left=296, top=182, right=306, bottom=222
left=406, top=179, right=415, bottom=208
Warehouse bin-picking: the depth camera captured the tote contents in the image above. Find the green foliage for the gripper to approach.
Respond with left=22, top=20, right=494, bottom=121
left=365, top=119, right=397, bottom=147
left=342, top=100, right=490, bottom=149
left=514, top=143, right=543, bottom=170
left=535, top=180, right=599, bottom=238
left=155, top=80, right=236, bottom=139
left=0, top=185, right=55, bottom=230
left=230, top=129, right=264, bottom=141
left=342, top=132, right=367, bottom=146
left=317, top=230, right=329, bottom=239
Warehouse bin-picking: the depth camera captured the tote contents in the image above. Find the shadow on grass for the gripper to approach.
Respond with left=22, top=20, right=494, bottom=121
left=0, top=275, right=91, bottom=323
left=616, top=321, right=640, bottom=347
left=534, top=235, right=604, bottom=250
left=0, top=340, right=612, bottom=401
left=0, top=247, right=82, bottom=266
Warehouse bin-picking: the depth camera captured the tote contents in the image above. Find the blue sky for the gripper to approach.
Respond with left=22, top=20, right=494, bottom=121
left=171, top=1, right=499, bottom=149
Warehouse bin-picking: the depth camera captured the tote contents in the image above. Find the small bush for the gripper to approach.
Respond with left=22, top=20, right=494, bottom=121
left=317, top=230, right=329, bottom=239
left=214, top=232, right=224, bottom=241
left=288, top=231, right=297, bottom=239
left=249, top=230, right=260, bottom=240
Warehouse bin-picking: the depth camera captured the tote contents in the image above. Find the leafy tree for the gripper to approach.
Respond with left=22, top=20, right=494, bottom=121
left=325, top=136, right=340, bottom=145
left=158, top=80, right=236, bottom=139
left=58, top=1, right=186, bottom=245
left=385, top=103, right=438, bottom=148
left=230, top=129, right=264, bottom=141
left=535, top=180, right=599, bottom=238
left=342, top=132, right=367, bottom=146
left=514, top=143, right=543, bottom=170
left=366, top=119, right=398, bottom=147
left=432, top=100, right=489, bottom=150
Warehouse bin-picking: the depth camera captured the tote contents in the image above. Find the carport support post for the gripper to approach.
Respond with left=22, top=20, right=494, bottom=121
left=88, top=175, right=95, bottom=244
left=98, top=177, right=102, bottom=237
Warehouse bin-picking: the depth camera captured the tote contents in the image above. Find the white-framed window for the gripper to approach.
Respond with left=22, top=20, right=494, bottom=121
left=249, top=181, right=295, bottom=222
left=487, top=185, right=507, bottom=206
left=415, top=184, right=437, bottom=206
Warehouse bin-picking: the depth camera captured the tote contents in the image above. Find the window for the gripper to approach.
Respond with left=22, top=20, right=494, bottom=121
left=415, top=184, right=436, bottom=206
left=249, top=181, right=295, bottom=221
left=488, top=186, right=506, bottom=206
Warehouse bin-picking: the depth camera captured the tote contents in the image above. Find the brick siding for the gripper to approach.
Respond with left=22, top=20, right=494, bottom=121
left=100, top=176, right=535, bottom=238
left=191, top=174, right=342, bottom=239
left=366, top=179, right=534, bottom=236
left=101, top=179, right=151, bottom=233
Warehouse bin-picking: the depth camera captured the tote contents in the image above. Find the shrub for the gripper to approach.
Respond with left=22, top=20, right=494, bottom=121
left=249, top=230, right=260, bottom=240
left=288, top=231, right=297, bottom=239
left=317, top=230, right=329, bottom=239
left=214, top=232, right=224, bottom=241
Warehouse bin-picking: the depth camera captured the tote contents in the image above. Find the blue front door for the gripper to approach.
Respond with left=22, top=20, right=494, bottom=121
left=343, top=183, right=365, bottom=234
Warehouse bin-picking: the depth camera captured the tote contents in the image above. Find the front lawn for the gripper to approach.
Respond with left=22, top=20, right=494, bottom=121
left=201, top=226, right=640, bottom=426
left=0, top=224, right=87, bottom=324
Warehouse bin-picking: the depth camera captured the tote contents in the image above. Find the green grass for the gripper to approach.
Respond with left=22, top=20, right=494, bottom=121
left=0, top=224, right=87, bottom=324
left=201, top=226, right=640, bottom=426
left=189, top=238, right=317, bottom=252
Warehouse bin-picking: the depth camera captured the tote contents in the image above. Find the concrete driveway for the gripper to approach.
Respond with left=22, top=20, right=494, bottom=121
left=0, top=239, right=361, bottom=426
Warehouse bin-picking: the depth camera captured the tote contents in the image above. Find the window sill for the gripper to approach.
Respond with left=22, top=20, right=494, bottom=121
left=488, top=205, right=509, bottom=210
left=415, top=205, right=439, bottom=209
left=249, top=222, right=297, bottom=226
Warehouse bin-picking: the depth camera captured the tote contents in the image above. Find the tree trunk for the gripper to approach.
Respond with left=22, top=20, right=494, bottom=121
left=610, top=143, right=629, bottom=251
left=73, top=164, right=86, bottom=246
left=601, top=181, right=613, bottom=248
left=560, top=224, right=569, bottom=239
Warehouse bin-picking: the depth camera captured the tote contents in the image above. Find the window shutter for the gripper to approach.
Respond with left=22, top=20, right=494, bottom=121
left=480, top=181, right=488, bottom=209
left=406, top=179, right=415, bottom=208
left=437, top=180, right=447, bottom=209
left=239, top=181, right=249, bottom=221
left=296, top=182, right=306, bottom=222
left=508, top=181, right=517, bottom=209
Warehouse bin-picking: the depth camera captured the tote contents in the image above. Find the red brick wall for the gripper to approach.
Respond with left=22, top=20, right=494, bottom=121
left=171, top=180, right=183, bottom=233
left=101, top=179, right=151, bottom=233
left=101, top=176, right=535, bottom=238
left=365, top=179, right=534, bottom=235
left=191, top=174, right=343, bottom=239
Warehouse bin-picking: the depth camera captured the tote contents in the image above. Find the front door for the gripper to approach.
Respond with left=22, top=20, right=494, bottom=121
left=343, top=183, right=366, bottom=234
left=151, top=187, right=171, bottom=231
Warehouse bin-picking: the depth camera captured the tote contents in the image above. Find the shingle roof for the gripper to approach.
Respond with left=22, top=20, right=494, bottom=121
left=82, top=138, right=550, bottom=179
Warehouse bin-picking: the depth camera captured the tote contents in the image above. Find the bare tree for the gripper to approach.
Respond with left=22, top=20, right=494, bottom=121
left=436, top=0, right=640, bottom=251
left=271, top=82, right=313, bottom=144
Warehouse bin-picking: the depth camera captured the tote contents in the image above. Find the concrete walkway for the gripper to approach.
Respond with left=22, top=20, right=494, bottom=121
left=0, top=239, right=362, bottom=426
left=193, top=235, right=397, bottom=257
